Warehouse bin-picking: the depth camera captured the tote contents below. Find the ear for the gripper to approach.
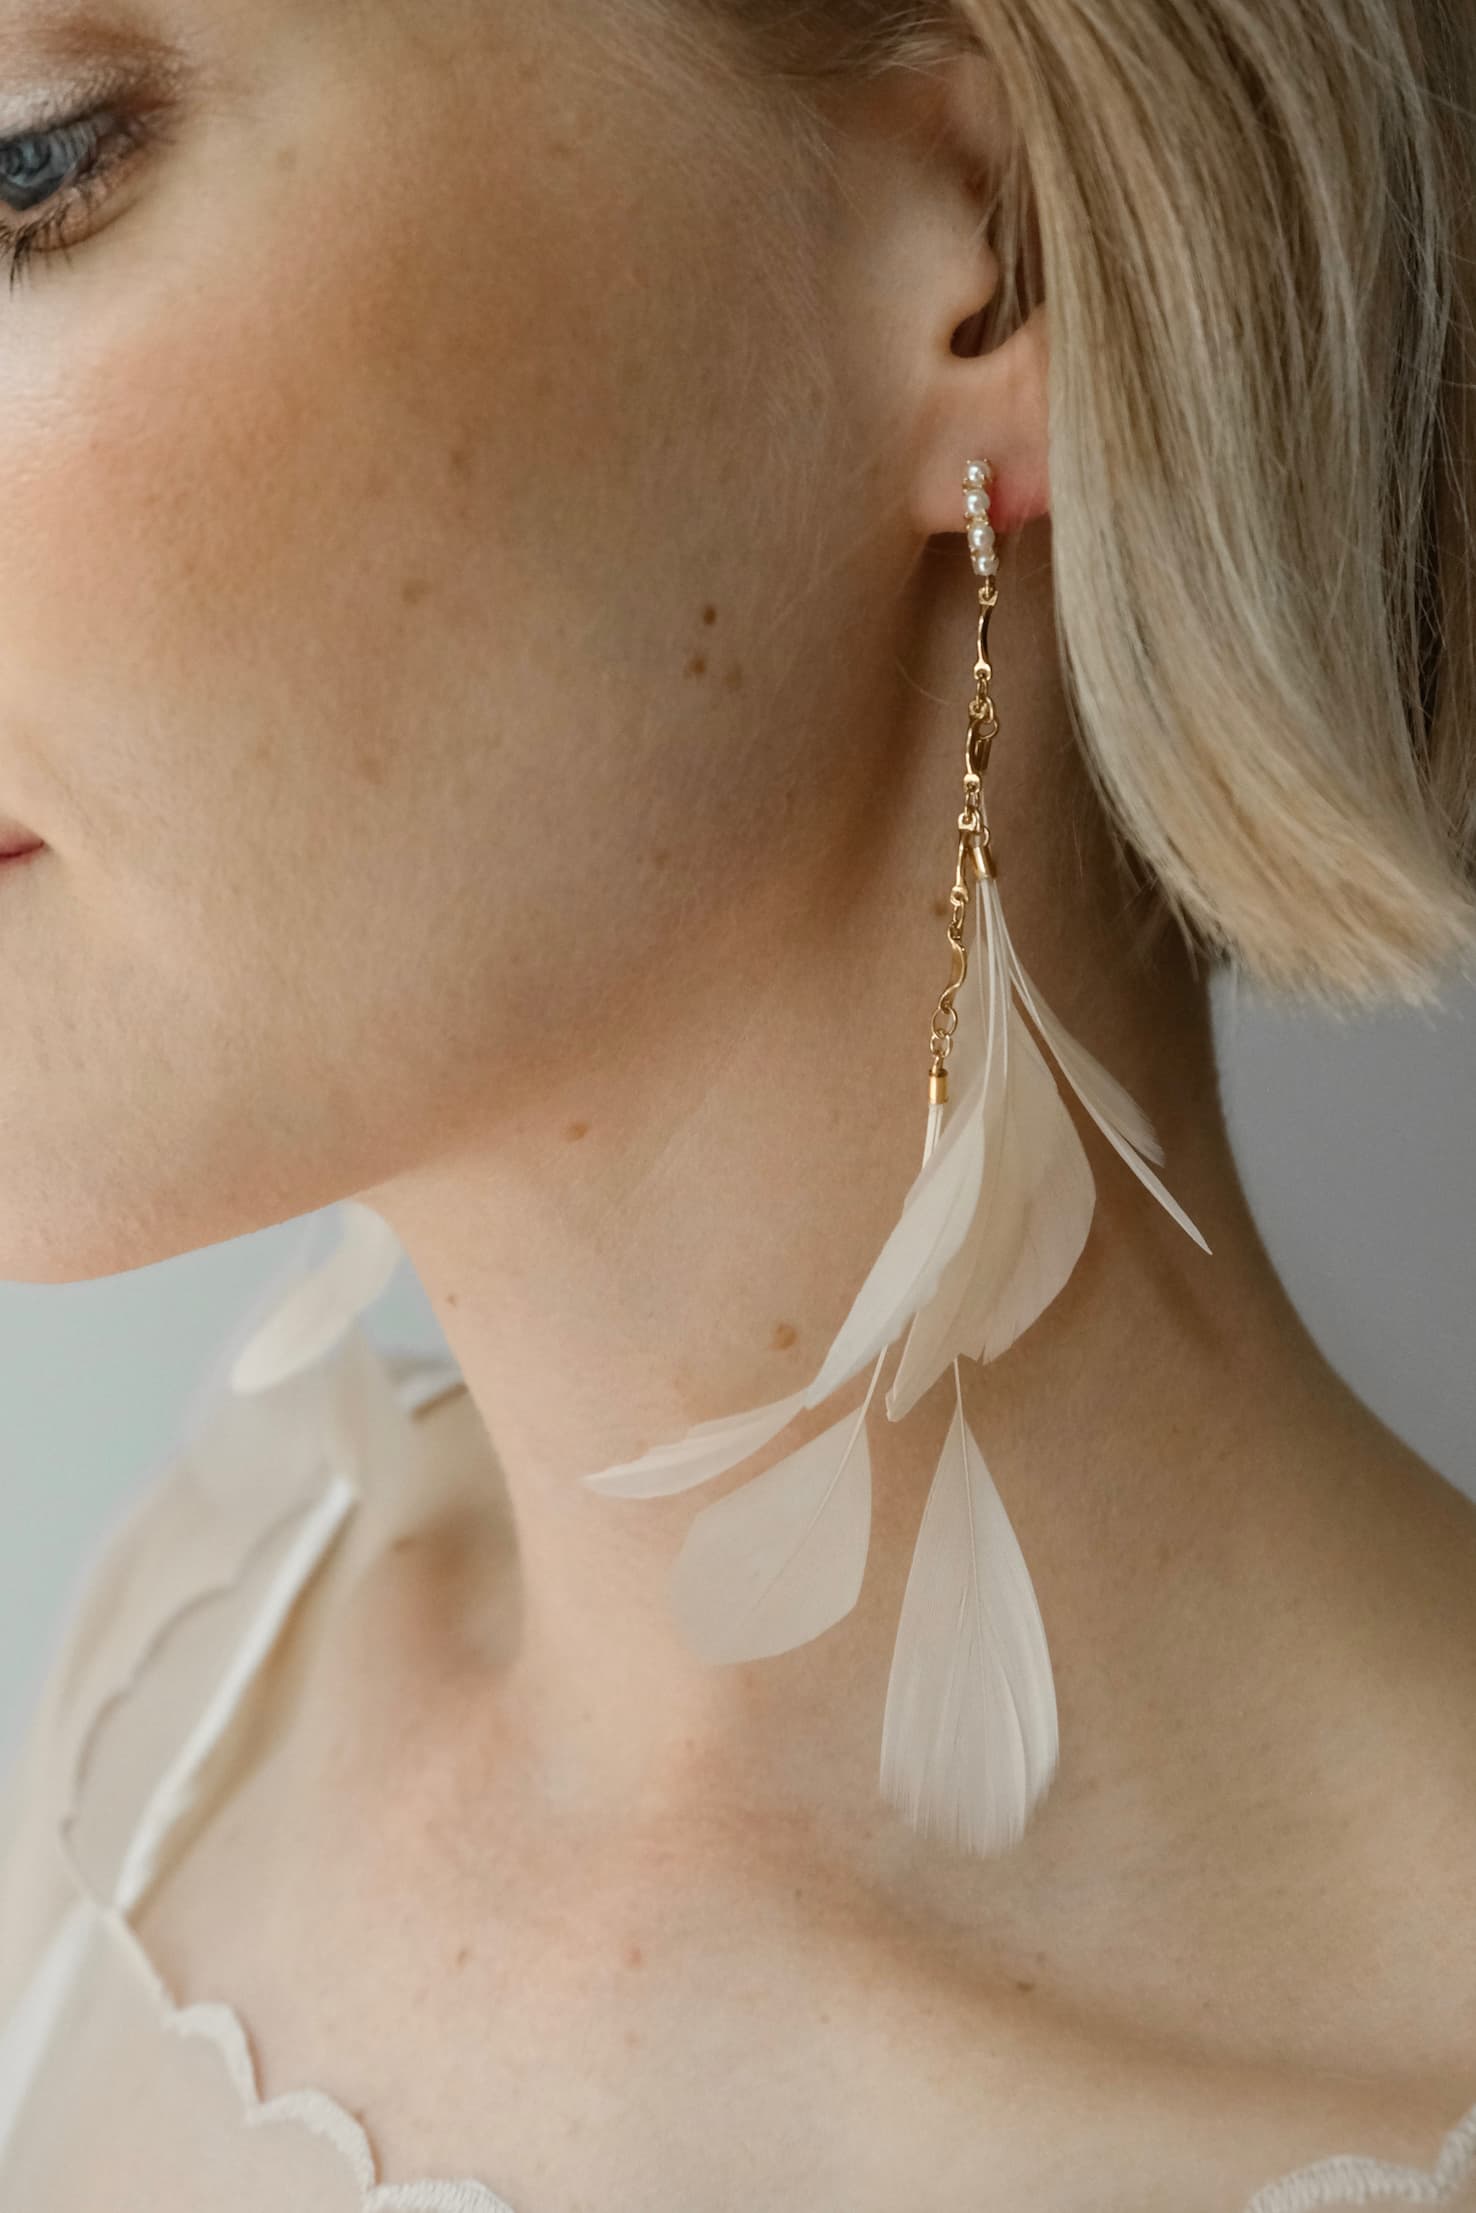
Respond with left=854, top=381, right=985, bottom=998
left=885, top=48, right=1051, bottom=544
left=910, top=297, right=1052, bottom=544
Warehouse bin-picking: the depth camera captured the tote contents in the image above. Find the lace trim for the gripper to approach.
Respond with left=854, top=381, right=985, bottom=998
left=109, top=1906, right=520, bottom=2213
left=1243, top=2100, right=1476, bottom=2210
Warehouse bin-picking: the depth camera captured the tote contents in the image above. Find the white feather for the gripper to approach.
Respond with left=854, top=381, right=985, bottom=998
left=580, top=1035, right=989, bottom=1500
left=879, top=1377, right=1059, bottom=1857
left=989, top=884, right=1211, bottom=1254
left=885, top=873, right=1097, bottom=1422
left=667, top=1384, right=875, bottom=1660
left=800, top=1052, right=991, bottom=1410
left=580, top=1385, right=812, bottom=1499
left=229, top=1201, right=405, bottom=1395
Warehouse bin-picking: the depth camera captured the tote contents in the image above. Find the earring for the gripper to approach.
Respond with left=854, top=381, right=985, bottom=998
left=582, top=456, right=1210, bottom=1859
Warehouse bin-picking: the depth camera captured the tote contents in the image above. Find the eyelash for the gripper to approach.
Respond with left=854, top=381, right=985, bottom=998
left=0, top=104, right=158, bottom=289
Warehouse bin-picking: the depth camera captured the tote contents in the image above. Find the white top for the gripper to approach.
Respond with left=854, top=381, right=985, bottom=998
left=0, top=1236, right=1473, bottom=2211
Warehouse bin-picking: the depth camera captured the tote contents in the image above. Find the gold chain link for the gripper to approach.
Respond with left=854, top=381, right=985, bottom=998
left=926, top=569, right=999, bottom=1094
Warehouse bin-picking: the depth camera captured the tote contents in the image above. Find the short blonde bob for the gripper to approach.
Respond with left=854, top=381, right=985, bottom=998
left=686, top=0, right=1476, bottom=1004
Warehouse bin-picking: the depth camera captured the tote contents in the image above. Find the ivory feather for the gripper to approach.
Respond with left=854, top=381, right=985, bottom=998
left=579, top=1385, right=812, bottom=1499
left=988, top=881, right=1211, bottom=1254
left=885, top=870, right=1096, bottom=1423
left=580, top=1044, right=989, bottom=1500
left=879, top=1379, right=1059, bottom=1857
left=799, top=1054, right=990, bottom=1410
left=668, top=1390, right=875, bottom=1661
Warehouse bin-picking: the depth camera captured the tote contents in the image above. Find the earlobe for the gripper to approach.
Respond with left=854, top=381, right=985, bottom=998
left=912, top=298, right=1052, bottom=543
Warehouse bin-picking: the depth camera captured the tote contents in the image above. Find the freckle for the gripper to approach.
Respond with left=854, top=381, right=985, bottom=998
left=650, top=847, right=670, bottom=867
left=1014, top=1978, right=1036, bottom=1995
left=701, top=604, right=718, bottom=625
left=771, top=1320, right=798, bottom=1351
left=723, top=662, right=743, bottom=691
left=455, top=1943, right=472, bottom=1969
left=401, top=576, right=433, bottom=609
left=448, top=440, right=474, bottom=481
left=275, top=144, right=298, bottom=175
left=566, top=1119, right=590, bottom=1141
left=445, top=1291, right=459, bottom=1308
left=685, top=653, right=708, bottom=678
left=625, top=1943, right=644, bottom=1969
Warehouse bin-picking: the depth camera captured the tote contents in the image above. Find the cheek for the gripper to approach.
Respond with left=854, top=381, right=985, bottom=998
left=13, top=105, right=806, bottom=952
left=0, top=34, right=847, bottom=1272
left=3, top=158, right=620, bottom=1034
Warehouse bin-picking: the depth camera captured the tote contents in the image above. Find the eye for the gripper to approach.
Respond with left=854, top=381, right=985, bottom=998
left=0, top=102, right=158, bottom=288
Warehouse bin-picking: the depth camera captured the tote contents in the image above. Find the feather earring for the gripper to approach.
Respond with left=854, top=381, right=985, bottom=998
left=582, top=455, right=1210, bottom=1856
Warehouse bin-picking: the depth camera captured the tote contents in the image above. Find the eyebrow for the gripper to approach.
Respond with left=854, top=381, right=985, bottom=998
left=0, top=7, right=192, bottom=81
left=0, top=8, right=197, bottom=123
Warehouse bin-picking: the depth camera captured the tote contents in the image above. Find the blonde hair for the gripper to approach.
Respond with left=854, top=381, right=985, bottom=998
left=686, top=0, right=1476, bottom=1003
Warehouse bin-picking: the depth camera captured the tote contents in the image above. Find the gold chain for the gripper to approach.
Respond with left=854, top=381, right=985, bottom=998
left=926, top=568, right=999, bottom=1100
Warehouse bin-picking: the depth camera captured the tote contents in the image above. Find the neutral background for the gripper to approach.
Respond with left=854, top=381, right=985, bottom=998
left=2, top=963, right=1472, bottom=1781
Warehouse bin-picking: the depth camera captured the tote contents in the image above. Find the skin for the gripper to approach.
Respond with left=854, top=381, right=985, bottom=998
left=2, top=1, right=1474, bottom=2206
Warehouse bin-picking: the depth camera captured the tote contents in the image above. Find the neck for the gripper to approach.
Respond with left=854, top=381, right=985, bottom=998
left=359, top=533, right=1473, bottom=1929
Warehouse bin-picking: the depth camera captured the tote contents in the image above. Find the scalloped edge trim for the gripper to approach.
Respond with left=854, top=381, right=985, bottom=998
left=154, top=1987, right=520, bottom=2212
left=1243, top=2098, right=1476, bottom=2210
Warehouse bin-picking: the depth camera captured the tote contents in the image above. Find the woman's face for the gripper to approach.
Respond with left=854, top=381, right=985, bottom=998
left=0, top=0, right=952, bottom=1279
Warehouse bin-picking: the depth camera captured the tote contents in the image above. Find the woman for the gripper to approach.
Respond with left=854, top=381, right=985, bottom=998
left=0, top=0, right=1473, bottom=2206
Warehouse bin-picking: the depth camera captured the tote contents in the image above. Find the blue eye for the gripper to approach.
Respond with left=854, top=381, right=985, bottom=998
left=0, top=104, right=157, bottom=287
left=0, top=116, right=99, bottom=211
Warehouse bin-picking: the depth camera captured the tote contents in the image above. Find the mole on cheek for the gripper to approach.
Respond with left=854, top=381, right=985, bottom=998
left=771, top=1321, right=798, bottom=1351
left=685, top=652, right=708, bottom=678
left=565, top=1120, right=591, bottom=1142
left=701, top=604, right=718, bottom=626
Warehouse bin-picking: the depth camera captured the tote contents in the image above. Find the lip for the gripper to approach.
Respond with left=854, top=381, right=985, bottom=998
left=0, top=814, right=45, bottom=862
